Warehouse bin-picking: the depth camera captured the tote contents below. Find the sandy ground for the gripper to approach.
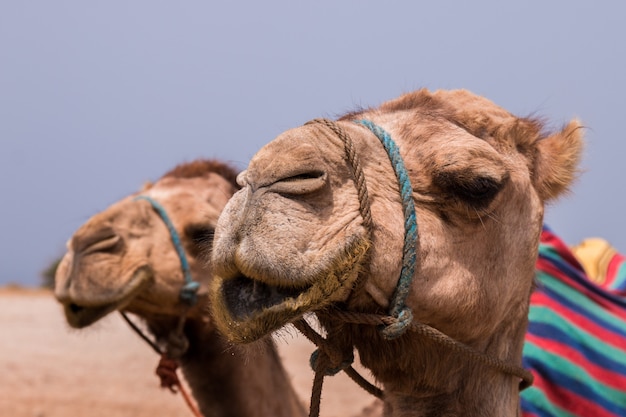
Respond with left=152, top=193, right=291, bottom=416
left=0, top=287, right=381, bottom=417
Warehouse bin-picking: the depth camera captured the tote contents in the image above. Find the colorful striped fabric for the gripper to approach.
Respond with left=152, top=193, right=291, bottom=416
left=520, top=226, right=626, bottom=416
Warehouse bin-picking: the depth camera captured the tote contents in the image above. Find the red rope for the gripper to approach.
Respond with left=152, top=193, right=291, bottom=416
left=156, top=354, right=204, bottom=417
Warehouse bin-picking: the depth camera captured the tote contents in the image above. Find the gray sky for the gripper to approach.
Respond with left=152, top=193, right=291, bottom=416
left=2, top=1, right=625, bottom=286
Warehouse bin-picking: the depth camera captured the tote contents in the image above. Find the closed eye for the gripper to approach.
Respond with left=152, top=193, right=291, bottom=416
left=434, top=171, right=507, bottom=209
left=454, top=177, right=501, bottom=204
left=281, top=171, right=325, bottom=182
left=268, top=171, right=327, bottom=195
left=184, top=225, right=215, bottom=259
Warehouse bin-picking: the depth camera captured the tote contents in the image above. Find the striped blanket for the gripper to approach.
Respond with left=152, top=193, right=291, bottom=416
left=521, top=227, right=626, bottom=416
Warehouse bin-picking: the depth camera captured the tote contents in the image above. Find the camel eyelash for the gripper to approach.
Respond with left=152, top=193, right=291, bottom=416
left=184, top=225, right=216, bottom=257
left=433, top=171, right=506, bottom=210
left=453, top=177, right=502, bottom=206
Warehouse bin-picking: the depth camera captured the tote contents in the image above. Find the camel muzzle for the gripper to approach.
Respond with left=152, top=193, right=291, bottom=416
left=210, top=236, right=370, bottom=344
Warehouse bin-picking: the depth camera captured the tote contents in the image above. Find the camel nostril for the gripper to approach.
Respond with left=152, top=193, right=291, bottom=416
left=81, top=234, right=122, bottom=255
left=236, top=170, right=248, bottom=187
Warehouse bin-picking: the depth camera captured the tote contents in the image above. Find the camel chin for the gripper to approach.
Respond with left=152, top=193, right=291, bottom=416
left=61, top=267, right=153, bottom=328
left=211, top=236, right=370, bottom=343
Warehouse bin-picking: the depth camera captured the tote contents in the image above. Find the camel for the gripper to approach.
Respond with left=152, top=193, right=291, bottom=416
left=54, top=159, right=307, bottom=417
left=210, top=89, right=584, bottom=416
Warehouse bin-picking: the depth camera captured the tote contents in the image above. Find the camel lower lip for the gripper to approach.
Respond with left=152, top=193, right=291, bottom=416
left=60, top=267, right=153, bottom=328
left=221, top=275, right=309, bottom=320
left=65, top=302, right=117, bottom=328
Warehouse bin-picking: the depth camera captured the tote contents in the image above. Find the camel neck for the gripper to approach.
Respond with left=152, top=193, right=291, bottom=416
left=328, top=320, right=524, bottom=417
left=176, top=319, right=306, bottom=417
left=381, top=381, right=520, bottom=417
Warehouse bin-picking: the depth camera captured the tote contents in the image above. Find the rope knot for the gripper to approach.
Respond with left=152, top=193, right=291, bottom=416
left=380, top=307, right=413, bottom=340
left=309, top=348, right=355, bottom=376
left=155, top=353, right=205, bottom=417
left=179, top=281, right=200, bottom=305
left=156, top=354, right=181, bottom=393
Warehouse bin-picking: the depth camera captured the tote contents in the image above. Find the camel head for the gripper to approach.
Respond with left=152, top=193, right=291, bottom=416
left=210, top=89, right=584, bottom=349
left=55, top=160, right=239, bottom=328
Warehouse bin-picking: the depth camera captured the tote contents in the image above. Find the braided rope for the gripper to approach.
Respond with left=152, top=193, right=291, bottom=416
left=135, top=195, right=200, bottom=305
left=355, top=120, right=418, bottom=339
left=305, top=119, right=373, bottom=232
left=293, top=319, right=383, bottom=417
left=331, top=309, right=534, bottom=389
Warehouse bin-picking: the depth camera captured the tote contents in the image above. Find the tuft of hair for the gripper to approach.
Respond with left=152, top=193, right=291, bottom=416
left=533, top=119, right=585, bottom=201
left=161, top=159, right=240, bottom=189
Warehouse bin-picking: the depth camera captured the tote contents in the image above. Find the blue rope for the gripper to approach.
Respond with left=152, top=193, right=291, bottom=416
left=355, top=120, right=418, bottom=340
left=135, top=196, right=200, bottom=306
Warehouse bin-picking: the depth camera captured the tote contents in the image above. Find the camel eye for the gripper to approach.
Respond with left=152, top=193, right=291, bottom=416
left=434, top=171, right=506, bottom=209
left=269, top=171, right=327, bottom=195
left=184, top=225, right=215, bottom=258
left=454, top=177, right=501, bottom=203
left=281, top=171, right=325, bottom=182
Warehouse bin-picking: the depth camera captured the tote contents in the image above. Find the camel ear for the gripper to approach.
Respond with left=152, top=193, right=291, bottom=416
left=534, top=119, right=584, bottom=201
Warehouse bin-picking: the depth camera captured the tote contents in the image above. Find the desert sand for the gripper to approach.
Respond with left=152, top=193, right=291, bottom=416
left=0, top=287, right=381, bottom=417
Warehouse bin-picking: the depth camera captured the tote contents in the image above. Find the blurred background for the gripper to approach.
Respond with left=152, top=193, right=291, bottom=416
left=1, top=1, right=624, bottom=286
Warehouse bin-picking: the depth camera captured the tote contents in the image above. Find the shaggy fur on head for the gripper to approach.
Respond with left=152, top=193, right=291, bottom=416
left=162, top=159, right=241, bottom=188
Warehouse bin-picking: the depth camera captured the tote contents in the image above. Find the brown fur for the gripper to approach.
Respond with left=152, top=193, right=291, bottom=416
left=54, top=159, right=306, bottom=417
left=210, top=89, right=584, bottom=416
left=162, top=159, right=241, bottom=189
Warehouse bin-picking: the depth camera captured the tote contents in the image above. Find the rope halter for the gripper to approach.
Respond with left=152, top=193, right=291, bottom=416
left=117, top=195, right=204, bottom=417
left=298, top=118, right=533, bottom=417
left=306, top=118, right=418, bottom=339
left=356, top=119, right=418, bottom=339
left=134, top=195, right=200, bottom=306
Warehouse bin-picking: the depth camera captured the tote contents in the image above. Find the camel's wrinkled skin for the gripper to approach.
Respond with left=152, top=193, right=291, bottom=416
left=211, top=89, right=584, bottom=417
left=54, top=160, right=306, bottom=417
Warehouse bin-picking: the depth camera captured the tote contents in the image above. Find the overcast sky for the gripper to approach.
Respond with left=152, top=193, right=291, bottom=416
left=2, top=2, right=624, bottom=286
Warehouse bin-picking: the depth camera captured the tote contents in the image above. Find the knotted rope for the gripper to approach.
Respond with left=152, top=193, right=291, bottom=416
left=120, top=312, right=203, bottom=417
left=293, top=318, right=383, bottom=417
left=329, top=309, right=534, bottom=390
left=135, top=195, right=200, bottom=305
left=156, top=355, right=203, bottom=417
